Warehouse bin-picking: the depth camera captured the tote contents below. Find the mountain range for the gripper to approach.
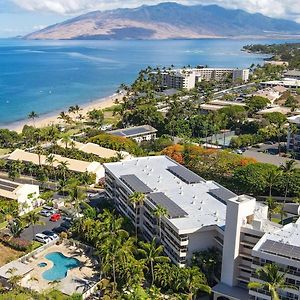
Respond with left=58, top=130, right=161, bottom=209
left=25, top=2, right=300, bottom=40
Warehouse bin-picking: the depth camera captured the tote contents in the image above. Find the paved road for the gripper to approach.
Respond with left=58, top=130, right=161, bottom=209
left=20, top=215, right=64, bottom=241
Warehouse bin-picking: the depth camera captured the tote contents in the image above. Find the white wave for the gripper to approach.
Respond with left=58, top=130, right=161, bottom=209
left=14, top=49, right=46, bottom=54
left=66, top=52, right=117, bottom=64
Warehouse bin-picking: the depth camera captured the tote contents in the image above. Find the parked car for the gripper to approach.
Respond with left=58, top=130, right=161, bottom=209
left=60, top=221, right=71, bottom=230
left=233, top=149, right=243, bottom=155
left=35, top=233, right=51, bottom=244
left=39, top=210, right=52, bottom=217
left=42, top=230, right=59, bottom=241
left=52, top=226, right=67, bottom=234
left=50, top=213, right=61, bottom=222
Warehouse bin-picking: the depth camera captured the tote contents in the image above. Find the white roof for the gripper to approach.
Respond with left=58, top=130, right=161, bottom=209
left=57, top=140, right=130, bottom=159
left=104, top=156, right=230, bottom=234
left=254, top=222, right=300, bottom=253
left=7, top=149, right=104, bottom=176
left=261, top=79, right=300, bottom=87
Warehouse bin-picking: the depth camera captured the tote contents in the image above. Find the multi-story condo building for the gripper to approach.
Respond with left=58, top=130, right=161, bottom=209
left=155, top=67, right=249, bottom=90
left=287, top=115, right=300, bottom=153
left=104, top=155, right=300, bottom=300
left=104, top=155, right=229, bottom=266
left=249, top=222, right=300, bottom=300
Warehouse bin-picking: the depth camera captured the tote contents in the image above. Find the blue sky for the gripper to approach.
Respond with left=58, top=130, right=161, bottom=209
left=1, top=0, right=300, bottom=37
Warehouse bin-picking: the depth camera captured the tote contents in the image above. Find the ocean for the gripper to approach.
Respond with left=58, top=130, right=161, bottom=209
left=0, top=38, right=296, bottom=126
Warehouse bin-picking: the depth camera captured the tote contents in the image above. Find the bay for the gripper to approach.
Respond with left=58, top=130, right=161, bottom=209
left=0, top=38, right=297, bottom=125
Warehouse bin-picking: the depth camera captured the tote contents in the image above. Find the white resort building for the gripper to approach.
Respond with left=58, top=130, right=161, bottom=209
left=154, top=67, right=249, bottom=90
left=0, top=178, right=41, bottom=215
left=104, top=155, right=300, bottom=300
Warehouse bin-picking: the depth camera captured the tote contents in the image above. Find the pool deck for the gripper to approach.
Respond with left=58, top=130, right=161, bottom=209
left=20, top=242, right=99, bottom=295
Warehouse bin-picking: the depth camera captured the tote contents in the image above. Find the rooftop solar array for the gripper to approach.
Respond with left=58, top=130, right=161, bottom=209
left=109, top=126, right=157, bottom=137
left=209, top=187, right=237, bottom=204
left=260, top=239, right=300, bottom=261
left=0, top=180, right=19, bottom=192
left=147, top=192, right=188, bottom=219
left=120, top=174, right=153, bottom=194
left=167, top=165, right=205, bottom=184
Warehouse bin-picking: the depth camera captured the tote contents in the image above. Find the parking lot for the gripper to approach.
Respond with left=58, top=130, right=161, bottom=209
left=20, top=215, right=64, bottom=241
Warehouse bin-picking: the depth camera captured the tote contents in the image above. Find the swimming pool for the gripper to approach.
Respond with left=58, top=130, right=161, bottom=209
left=42, top=252, right=80, bottom=281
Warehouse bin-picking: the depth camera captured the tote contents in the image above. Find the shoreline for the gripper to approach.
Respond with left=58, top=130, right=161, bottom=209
left=2, top=92, right=123, bottom=133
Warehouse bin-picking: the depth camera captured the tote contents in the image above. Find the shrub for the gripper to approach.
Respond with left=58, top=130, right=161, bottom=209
left=0, top=233, right=31, bottom=251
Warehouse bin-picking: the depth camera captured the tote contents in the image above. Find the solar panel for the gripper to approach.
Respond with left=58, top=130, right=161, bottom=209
left=147, top=192, right=188, bottom=219
left=209, top=187, right=237, bottom=204
left=260, top=239, right=300, bottom=261
left=108, top=126, right=156, bottom=138
left=167, top=165, right=205, bottom=184
left=121, top=127, right=150, bottom=136
left=120, top=174, right=153, bottom=194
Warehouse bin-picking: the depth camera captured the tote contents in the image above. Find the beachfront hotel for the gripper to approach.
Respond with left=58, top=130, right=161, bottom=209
left=104, top=155, right=300, bottom=300
left=154, top=67, right=249, bottom=90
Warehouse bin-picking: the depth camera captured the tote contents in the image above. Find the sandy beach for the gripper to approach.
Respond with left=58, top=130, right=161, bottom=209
left=3, top=92, right=123, bottom=133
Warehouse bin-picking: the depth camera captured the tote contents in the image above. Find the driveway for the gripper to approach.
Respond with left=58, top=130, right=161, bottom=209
left=20, top=215, right=64, bottom=241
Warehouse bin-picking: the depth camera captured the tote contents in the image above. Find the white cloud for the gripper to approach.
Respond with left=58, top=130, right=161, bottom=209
left=10, top=0, right=300, bottom=22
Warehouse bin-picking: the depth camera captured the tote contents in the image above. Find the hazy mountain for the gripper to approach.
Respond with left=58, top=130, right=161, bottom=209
left=26, top=2, right=300, bottom=40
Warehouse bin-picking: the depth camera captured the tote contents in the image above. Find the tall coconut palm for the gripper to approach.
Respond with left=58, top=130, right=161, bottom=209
left=266, top=196, right=279, bottom=221
left=23, top=211, right=44, bottom=240
left=280, top=160, right=297, bottom=204
left=57, top=160, right=69, bottom=182
left=46, top=154, right=57, bottom=187
left=61, top=133, right=72, bottom=149
left=248, top=263, right=297, bottom=300
left=28, top=111, right=39, bottom=127
left=68, top=184, right=86, bottom=215
left=35, top=144, right=44, bottom=166
left=129, top=192, right=145, bottom=239
left=266, top=168, right=281, bottom=197
left=154, top=205, right=168, bottom=241
left=138, top=238, right=170, bottom=285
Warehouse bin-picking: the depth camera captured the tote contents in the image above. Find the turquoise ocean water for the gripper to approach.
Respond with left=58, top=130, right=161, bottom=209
left=0, top=38, right=297, bottom=126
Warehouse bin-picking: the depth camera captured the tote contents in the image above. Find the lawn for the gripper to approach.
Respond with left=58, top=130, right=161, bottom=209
left=103, top=105, right=121, bottom=124
left=0, top=242, right=24, bottom=267
left=0, top=148, right=10, bottom=156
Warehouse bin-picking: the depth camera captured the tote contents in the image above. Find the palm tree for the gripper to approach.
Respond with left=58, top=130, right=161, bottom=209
left=280, top=160, right=297, bottom=204
left=266, top=196, right=278, bottom=221
left=57, top=160, right=69, bottom=182
left=154, top=205, right=168, bottom=241
left=129, top=192, right=145, bottom=239
left=248, top=263, right=297, bottom=300
left=28, top=111, right=38, bottom=127
left=68, top=184, right=86, bottom=215
left=5, top=267, right=23, bottom=290
left=46, top=154, right=57, bottom=186
left=61, top=133, right=72, bottom=149
left=8, top=218, right=24, bottom=237
left=23, top=211, right=44, bottom=239
left=35, top=143, right=44, bottom=166
left=266, top=168, right=281, bottom=197
left=138, top=238, right=170, bottom=285
left=184, top=266, right=211, bottom=300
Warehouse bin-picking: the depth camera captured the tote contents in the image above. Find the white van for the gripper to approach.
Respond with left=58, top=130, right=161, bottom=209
left=35, top=233, right=51, bottom=244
